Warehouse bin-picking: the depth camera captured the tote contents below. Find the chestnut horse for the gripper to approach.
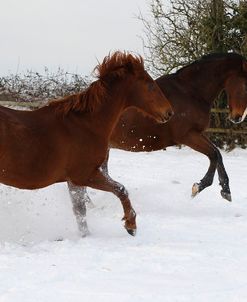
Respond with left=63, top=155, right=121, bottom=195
left=0, top=51, right=173, bottom=236
left=71, top=53, right=247, bottom=230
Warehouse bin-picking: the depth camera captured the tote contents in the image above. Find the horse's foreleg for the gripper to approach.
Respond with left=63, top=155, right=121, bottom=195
left=68, top=184, right=94, bottom=208
left=67, top=181, right=90, bottom=237
left=180, top=131, right=231, bottom=201
left=87, top=169, right=136, bottom=236
left=67, top=150, right=111, bottom=236
left=216, top=151, right=231, bottom=201
left=101, top=148, right=109, bottom=174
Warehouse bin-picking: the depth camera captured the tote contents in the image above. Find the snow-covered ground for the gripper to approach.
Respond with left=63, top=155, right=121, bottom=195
left=0, top=147, right=247, bottom=302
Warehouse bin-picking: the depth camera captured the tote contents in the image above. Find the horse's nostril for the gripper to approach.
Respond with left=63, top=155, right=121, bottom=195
left=166, top=109, right=174, bottom=120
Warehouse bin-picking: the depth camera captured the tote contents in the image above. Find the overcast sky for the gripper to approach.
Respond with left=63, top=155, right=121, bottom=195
left=0, top=0, right=150, bottom=77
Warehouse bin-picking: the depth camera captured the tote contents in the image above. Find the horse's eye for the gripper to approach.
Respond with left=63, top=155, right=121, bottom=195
left=148, top=83, right=155, bottom=92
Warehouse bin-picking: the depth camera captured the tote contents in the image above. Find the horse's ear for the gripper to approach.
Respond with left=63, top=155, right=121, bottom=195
left=242, top=61, right=247, bottom=73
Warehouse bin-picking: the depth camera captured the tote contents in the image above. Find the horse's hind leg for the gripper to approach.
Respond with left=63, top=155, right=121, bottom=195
left=180, top=131, right=231, bottom=201
left=87, top=169, right=136, bottom=236
left=67, top=181, right=90, bottom=237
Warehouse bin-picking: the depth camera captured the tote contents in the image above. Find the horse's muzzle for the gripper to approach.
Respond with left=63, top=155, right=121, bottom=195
left=229, top=117, right=242, bottom=124
left=229, top=114, right=242, bottom=124
left=229, top=107, right=247, bottom=124
left=162, top=108, right=174, bottom=123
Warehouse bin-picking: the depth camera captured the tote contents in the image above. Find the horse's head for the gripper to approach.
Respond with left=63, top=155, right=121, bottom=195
left=97, top=51, right=173, bottom=123
left=226, top=60, right=247, bottom=124
left=130, top=70, right=174, bottom=123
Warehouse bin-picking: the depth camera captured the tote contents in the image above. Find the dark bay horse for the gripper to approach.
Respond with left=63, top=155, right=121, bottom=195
left=0, top=51, right=173, bottom=236
left=109, top=53, right=247, bottom=201
left=72, top=53, right=247, bottom=228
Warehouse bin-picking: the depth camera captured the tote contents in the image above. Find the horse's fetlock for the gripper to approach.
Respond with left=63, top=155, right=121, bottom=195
left=201, top=178, right=213, bottom=187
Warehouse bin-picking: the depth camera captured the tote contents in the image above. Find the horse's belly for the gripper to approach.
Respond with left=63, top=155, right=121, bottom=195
left=0, top=166, right=62, bottom=190
left=0, top=152, right=66, bottom=190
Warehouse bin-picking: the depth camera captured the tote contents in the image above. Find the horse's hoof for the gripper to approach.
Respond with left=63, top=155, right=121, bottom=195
left=192, top=183, right=200, bottom=197
left=126, top=228, right=136, bottom=236
left=221, top=190, right=232, bottom=202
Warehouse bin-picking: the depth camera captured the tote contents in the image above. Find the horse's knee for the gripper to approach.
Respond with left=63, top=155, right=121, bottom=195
left=115, top=184, right=128, bottom=199
left=72, top=199, right=86, bottom=215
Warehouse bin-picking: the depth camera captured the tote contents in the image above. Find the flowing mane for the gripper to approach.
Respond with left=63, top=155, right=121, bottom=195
left=95, top=51, right=144, bottom=80
left=49, top=51, right=145, bottom=116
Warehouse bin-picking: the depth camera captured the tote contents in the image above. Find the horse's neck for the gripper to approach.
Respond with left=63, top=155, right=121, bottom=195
left=81, top=88, right=126, bottom=139
left=98, top=96, right=126, bottom=137
left=175, top=60, right=238, bottom=106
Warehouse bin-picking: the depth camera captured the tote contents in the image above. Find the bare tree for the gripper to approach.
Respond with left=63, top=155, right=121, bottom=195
left=140, top=0, right=247, bottom=77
